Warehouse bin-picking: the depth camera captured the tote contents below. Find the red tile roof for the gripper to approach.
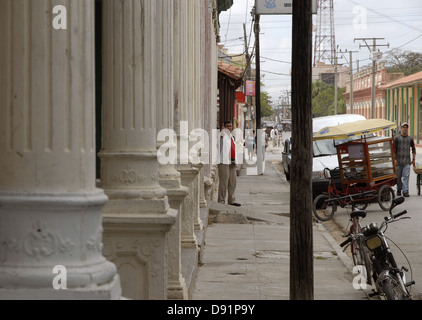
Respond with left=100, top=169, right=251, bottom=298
left=218, top=61, right=244, bottom=81
left=380, top=70, right=422, bottom=89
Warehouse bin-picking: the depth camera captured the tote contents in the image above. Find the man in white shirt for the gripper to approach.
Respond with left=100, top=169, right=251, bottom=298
left=218, top=120, right=241, bottom=206
left=270, top=126, right=278, bottom=147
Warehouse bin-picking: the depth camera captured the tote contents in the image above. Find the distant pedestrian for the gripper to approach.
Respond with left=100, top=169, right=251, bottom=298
left=394, top=122, right=416, bottom=197
left=246, top=129, right=255, bottom=161
left=270, top=126, right=278, bottom=147
left=218, top=120, right=241, bottom=206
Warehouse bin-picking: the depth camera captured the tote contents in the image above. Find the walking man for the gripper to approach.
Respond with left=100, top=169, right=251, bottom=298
left=394, top=122, right=416, bottom=197
left=218, top=120, right=241, bottom=206
left=270, top=126, right=277, bottom=147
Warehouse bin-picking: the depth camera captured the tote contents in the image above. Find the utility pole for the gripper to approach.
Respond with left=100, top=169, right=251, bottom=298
left=243, top=23, right=251, bottom=134
left=254, top=9, right=264, bottom=175
left=349, top=50, right=356, bottom=114
left=354, top=38, right=389, bottom=118
left=334, top=54, right=338, bottom=114
left=339, top=49, right=358, bottom=114
left=254, top=13, right=261, bottom=131
left=290, top=0, right=313, bottom=300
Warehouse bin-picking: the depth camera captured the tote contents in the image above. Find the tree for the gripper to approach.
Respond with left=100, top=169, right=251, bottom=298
left=384, top=49, right=422, bottom=76
left=260, top=90, right=273, bottom=117
left=312, top=80, right=346, bottom=117
left=259, top=80, right=274, bottom=118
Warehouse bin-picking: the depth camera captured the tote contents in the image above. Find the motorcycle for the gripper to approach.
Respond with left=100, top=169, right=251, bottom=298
left=363, top=196, right=415, bottom=299
left=341, top=196, right=415, bottom=300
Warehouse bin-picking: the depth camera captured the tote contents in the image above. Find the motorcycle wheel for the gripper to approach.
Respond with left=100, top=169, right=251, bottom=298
left=382, top=277, right=408, bottom=300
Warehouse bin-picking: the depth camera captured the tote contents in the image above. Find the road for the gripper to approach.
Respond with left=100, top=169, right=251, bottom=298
left=278, top=130, right=422, bottom=299
left=323, top=148, right=422, bottom=299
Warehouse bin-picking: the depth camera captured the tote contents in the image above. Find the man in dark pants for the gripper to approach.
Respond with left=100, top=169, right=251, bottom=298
left=394, top=122, right=416, bottom=197
left=218, top=120, right=241, bottom=206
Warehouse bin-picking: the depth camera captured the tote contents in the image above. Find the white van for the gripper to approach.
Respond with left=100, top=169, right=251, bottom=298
left=311, top=114, right=367, bottom=198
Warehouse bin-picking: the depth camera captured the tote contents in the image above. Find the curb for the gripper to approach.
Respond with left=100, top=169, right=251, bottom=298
left=316, top=222, right=355, bottom=274
left=316, top=222, right=372, bottom=299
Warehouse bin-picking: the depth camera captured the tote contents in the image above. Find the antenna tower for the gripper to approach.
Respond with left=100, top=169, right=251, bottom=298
left=313, top=0, right=337, bottom=67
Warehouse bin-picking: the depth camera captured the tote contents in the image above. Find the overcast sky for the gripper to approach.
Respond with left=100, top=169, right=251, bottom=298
left=218, top=0, right=422, bottom=104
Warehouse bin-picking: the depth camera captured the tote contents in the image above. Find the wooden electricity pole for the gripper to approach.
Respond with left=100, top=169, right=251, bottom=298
left=290, top=0, right=314, bottom=300
left=254, top=11, right=264, bottom=175
left=354, top=37, right=389, bottom=118
left=254, top=13, right=261, bottom=131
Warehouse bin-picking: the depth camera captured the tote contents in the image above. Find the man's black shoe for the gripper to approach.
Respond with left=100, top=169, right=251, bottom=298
left=229, top=203, right=241, bottom=207
left=403, top=192, right=409, bottom=197
left=397, top=190, right=402, bottom=196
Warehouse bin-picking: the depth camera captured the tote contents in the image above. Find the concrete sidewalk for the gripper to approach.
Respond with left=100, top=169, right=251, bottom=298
left=192, top=147, right=368, bottom=300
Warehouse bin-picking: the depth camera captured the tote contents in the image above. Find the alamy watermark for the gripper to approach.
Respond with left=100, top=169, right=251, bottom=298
left=52, top=265, right=67, bottom=290
left=157, top=121, right=267, bottom=167
left=352, top=5, right=367, bottom=30
left=52, top=5, right=67, bottom=30
left=352, top=265, right=368, bottom=290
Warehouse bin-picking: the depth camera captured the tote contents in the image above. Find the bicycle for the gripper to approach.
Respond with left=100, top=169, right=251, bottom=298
left=312, top=167, right=377, bottom=221
left=337, top=202, right=372, bottom=287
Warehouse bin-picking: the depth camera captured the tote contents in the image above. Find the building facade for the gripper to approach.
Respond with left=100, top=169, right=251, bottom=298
left=0, top=0, right=222, bottom=300
left=312, top=61, right=349, bottom=88
left=344, top=62, right=404, bottom=119
left=381, top=71, right=422, bottom=144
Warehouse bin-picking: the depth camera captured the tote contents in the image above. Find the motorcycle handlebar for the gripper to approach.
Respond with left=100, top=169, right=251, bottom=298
left=393, top=210, right=407, bottom=219
left=340, top=237, right=352, bottom=248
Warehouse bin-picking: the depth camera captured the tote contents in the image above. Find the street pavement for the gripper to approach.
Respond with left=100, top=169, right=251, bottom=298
left=328, top=144, right=422, bottom=300
left=192, top=139, right=369, bottom=300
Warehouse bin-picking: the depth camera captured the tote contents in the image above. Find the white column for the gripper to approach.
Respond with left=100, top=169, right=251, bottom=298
left=193, top=0, right=205, bottom=231
left=175, top=0, right=199, bottom=250
left=99, top=0, right=175, bottom=300
left=156, top=0, right=189, bottom=300
left=0, top=0, right=121, bottom=299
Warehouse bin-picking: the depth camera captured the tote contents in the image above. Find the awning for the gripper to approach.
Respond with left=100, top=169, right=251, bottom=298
left=313, top=119, right=396, bottom=141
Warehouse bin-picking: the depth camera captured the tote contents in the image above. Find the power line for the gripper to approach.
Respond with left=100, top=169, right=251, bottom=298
left=261, top=56, right=291, bottom=64
left=261, top=70, right=291, bottom=76
left=345, top=0, right=422, bottom=33
left=391, top=34, right=422, bottom=51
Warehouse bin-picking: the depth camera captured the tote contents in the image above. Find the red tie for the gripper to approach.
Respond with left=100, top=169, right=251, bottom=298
left=230, top=138, right=236, bottom=161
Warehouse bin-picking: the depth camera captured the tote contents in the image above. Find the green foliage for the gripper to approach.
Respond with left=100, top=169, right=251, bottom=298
left=260, top=90, right=273, bottom=117
left=258, top=80, right=273, bottom=118
left=312, top=80, right=346, bottom=117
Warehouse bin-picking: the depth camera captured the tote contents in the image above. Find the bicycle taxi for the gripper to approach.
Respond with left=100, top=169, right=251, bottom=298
left=312, top=119, right=398, bottom=221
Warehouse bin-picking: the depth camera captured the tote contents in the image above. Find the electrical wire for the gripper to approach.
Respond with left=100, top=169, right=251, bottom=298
left=344, top=0, right=422, bottom=33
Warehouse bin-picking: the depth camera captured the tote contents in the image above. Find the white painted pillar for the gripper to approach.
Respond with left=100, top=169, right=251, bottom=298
left=0, top=0, right=121, bottom=299
left=192, top=0, right=205, bottom=231
left=99, top=0, right=176, bottom=300
left=156, top=0, right=189, bottom=300
left=175, top=0, right=199, bottom=250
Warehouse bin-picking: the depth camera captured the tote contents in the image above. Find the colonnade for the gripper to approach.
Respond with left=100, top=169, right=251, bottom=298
left=0, top=0, right=219, bottom=299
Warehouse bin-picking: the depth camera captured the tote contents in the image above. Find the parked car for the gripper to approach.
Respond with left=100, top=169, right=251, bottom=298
left=282, top=138, right=291, bottom=180
left=311, top=114, right=367, bottom=198
left=281, top=114, right=368, bottom=198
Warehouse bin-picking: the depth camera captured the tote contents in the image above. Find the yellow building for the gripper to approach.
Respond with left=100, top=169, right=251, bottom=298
left=381, top=71, right=422, bottom=144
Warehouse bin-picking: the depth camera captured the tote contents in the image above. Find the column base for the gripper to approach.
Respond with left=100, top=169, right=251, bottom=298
left=167, top=278, right=188, bottom=300
left=0, top=274, right=122, bottom=300
left=102, top=207, right=177, bottom=300
left=0, top=190, right=121, bottom=299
